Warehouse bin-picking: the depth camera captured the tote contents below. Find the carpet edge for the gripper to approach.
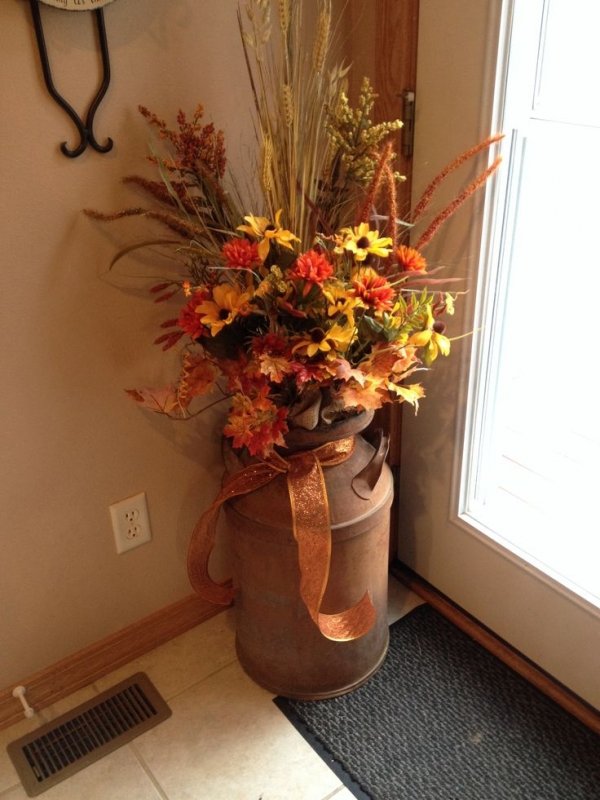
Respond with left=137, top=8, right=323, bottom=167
left=273, top=695, right=372, bottom=800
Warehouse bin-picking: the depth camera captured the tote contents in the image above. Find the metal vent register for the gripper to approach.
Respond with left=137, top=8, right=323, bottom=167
left=7, top=673, right=171, bottom=796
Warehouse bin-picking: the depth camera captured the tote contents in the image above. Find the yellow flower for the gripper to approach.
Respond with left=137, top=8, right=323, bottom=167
left=291, top=321, right=355, bottom=358
left=195, top=283, right=253, bottom=336
left=407, top=307, right=451, bottom=365
left=323, top=282, right=365, bottom=321
left=326, top=321, right=355, bottom=353
left=334, top=222, right=393, bottom=262
left=237, top=209, right=300, bottom=261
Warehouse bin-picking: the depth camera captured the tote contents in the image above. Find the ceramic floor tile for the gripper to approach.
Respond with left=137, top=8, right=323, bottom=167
left=133, top=660, right=342, bottom=800
left=0, top=787, right=28, bottom=799
left=94, top=608, right=237, bottom=701
left=326, top=788, right=361, bottom=800
left=0, top=745, right=164, bottom=800
left=387, top=576, right=423, bottom=624
left=2, top=581, right=414, bottom=798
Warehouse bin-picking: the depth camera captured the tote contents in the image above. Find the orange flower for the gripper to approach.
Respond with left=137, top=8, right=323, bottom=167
left=289, top=249, right=333, bottom=285
left=222, top=238, right=261, bottom=270
left=351, top=267, right=395, bottom=312
left=177, top=291, right=208, bottom=340
left=395, top=245, right=427, bottom=273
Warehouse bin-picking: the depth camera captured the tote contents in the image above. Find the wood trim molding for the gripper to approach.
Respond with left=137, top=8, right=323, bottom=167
left=391, top=560, right=600, bottom=735
left=0, top=594, right=226, bottom=732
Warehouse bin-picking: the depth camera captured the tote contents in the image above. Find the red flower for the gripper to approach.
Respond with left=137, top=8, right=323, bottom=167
left=222, top=238, right=261, bottom=270
left=289, top=249, right=334, bottom=285
left=177, top=291, right=208, bottom=340
left=351, top=267, right=395, bottom=312
left=251, top=333, right=289, bottom=357
left=395, top=245, right=427, bottom=272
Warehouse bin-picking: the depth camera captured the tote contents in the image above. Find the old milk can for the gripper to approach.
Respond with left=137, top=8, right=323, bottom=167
left=222, top=410, right=393, bottom=699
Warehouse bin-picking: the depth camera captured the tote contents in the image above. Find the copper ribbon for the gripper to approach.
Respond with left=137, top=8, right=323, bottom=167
left=187, top=436, right=376, bottom=641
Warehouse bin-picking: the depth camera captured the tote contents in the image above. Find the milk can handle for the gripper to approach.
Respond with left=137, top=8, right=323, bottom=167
left=351, top=428, right=390, bottom=499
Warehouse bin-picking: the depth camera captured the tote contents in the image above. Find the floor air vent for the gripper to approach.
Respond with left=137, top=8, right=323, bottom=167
left=7, top=673, right=171, bottom=797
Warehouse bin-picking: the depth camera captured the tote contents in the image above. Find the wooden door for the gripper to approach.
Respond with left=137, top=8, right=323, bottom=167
left=343, top=1, right=420, bottom=555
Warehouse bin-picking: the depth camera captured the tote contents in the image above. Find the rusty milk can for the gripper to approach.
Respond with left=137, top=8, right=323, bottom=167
left=222, top=410, right=393, bottom=699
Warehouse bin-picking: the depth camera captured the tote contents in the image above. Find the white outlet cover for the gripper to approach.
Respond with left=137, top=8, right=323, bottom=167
left=109, top=492, right=152, bottom=554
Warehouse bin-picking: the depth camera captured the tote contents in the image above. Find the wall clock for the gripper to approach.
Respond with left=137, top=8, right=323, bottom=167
left=39, top=1, right=116, bottom=8
left=30, top=0, right=117, bottom=157
left=38, top=0, right=116, bottom=9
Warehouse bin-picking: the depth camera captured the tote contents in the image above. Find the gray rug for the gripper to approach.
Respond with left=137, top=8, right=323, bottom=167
left=275, top=604, right=600, bottom=800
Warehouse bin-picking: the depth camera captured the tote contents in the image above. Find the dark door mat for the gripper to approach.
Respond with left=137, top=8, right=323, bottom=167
left=275, top=604, right=600, bottom=800
left=7, top=672, right=171, bottom=797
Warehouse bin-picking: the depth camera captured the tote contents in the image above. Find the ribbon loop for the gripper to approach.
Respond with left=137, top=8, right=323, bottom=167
left=187, top=434, right=377, bottom=641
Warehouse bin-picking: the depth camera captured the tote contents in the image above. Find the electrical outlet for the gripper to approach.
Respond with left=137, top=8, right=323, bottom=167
left=109, top=492, right=152, bottom=554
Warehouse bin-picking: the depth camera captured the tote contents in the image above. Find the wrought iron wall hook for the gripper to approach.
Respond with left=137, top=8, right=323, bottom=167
left=29, top=0, right=113, bottom=158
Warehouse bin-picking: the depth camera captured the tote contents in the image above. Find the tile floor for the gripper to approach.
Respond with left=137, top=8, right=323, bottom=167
left=1, top=579, right=423, bottom=800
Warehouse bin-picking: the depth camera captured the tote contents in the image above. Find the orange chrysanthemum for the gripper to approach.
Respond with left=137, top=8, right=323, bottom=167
left=222, top=238, right=261, bottom=270
left=351, top=267, right=395, bottom=312
left=395, top=245, right=427, bottom=273
left=289, top=249, right=334, bottom=285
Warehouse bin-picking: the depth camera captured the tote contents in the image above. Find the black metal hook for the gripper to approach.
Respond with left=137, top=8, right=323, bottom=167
left=29, top=0, right=114, bottom=158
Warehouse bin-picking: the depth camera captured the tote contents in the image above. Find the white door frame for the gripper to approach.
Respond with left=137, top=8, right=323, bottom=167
left=398, top=0, right=600, bottom=708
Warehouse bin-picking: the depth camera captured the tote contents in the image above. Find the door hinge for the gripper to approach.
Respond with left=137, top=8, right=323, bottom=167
left=401, top=90, right=416, bottom=158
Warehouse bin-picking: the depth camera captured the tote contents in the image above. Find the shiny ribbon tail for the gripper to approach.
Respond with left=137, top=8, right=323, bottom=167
left=286, top=445, right=376, bottom=642
left=187, top=434, right=376, bottom=641
left=318, top=592, right=377, bottom=642
left=187, top=460, right=284, bottom=605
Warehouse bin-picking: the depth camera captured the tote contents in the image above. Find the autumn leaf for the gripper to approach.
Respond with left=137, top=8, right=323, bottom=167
left=335, top=377, right=385, bottom=410
left=387, top=382, right=425, bottom=409
left=125, top=387, right=185, bottom=416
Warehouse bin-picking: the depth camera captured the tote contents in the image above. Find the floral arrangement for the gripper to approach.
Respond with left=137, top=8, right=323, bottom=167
left=86, top=0, right=501, bottom=459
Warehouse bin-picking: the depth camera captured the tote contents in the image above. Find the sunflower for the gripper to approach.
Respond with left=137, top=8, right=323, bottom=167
left=334, top=222, right=393, bottom=262
left=237, top=209, right=300, bottom=261
left=408, top=308, right=451, bottom=365
left=195, top=283, right=253, bottom=336
left=291, top=321, right=355, bottom=358
left=323, top=282, right=365, bottom=321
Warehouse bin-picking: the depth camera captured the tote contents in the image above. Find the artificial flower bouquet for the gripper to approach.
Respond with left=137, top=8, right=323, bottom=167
left=86, top=0, right=501, bottom=459
left=131, top=205, right=452, bottom=459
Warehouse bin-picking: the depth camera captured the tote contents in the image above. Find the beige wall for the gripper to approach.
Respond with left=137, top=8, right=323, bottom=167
left=0, top=0, right=255, bottom=688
